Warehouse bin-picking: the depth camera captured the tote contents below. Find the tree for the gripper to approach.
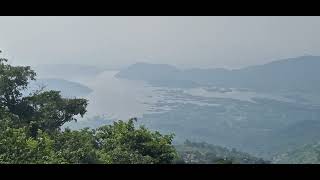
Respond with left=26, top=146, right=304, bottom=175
left=0, top=56, right=36, bottom=118
left=0, top=127, right=63, bottom=164
left=24, top=90, right=88, bottom=136
left=0, top=52, right=88, bottom=136
left=53, top=128, right=99, bottom=164
left=95, top=118, right=178, bottom=164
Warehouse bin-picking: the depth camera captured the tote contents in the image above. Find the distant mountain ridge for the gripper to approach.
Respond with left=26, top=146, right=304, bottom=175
left=28, top=78, right=93, bottom=98
left=33, top=64, right=107, bottom=81
left=116, top=56, right=320, bottom=92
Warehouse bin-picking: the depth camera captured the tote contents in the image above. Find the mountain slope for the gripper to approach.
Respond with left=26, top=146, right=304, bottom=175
left=116, top=56, right=320, bottom=92
left=33, top=64, right=105, bottom=81
left=175, top=140, right=269, bottom=164
left=28, top=78, right=93, bottom=97
left=272, top=142, right=320, bottom=164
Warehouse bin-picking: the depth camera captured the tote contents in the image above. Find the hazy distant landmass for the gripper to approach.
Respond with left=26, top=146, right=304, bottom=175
left=116, top=56, right=320, bottom=93
left=115, top=62, right=200, bottom=88
left=33, top=64, right=108, bottom=81
left=29, top=78, right=93, bottom=97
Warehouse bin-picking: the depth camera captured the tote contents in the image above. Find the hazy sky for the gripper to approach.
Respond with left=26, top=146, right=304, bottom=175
left=1, top=16, right=320, bottom=69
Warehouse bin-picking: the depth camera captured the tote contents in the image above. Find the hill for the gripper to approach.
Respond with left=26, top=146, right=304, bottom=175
left=28, top=78, right=93, bottom=97
left=33, top=64, right=106, bottom=81
left=272, top=142, right=320, bottom=164
left=116, top=56, right=320, bottom=93
left=175, top=140, right=269, bottom=164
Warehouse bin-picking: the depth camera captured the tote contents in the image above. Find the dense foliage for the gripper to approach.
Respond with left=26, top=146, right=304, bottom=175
left=0, top=54, right=177, bottom=164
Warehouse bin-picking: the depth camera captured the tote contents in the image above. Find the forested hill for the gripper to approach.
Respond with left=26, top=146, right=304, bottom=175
left=175, top=140, right=270, bottom=164
left=272, top=142, right=320, bottom=164
left=116, top=56, right=320, bottom=92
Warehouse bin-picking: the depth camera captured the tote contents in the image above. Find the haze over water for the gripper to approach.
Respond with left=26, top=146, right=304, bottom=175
left=67, top=70, right=295, bottom=121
